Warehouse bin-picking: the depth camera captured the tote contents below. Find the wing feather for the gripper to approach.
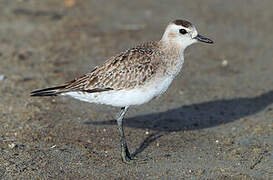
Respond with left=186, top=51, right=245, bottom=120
left=50, top=42, right=160, bottom=94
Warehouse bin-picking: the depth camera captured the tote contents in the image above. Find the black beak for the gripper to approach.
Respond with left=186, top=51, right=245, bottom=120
left=194, top=34, right=213, bottom=44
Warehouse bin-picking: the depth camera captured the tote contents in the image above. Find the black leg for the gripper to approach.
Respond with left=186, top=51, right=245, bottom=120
left=116, top=106, right=132, bottom=163
left=116, top=106, right=148, bottom=163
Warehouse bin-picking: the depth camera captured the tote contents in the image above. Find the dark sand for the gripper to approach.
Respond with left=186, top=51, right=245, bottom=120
left=0, top=0, right=272, bottom=179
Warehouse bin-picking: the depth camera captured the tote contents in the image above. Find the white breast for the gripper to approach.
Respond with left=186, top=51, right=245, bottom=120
left=63, top=75, right=175, bottom=107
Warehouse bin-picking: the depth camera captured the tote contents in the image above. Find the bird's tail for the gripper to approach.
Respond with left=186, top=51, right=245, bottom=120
left=30, top=85, right=67, bottom=97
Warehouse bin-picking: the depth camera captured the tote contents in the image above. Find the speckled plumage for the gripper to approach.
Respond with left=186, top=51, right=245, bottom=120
left=31, top=19, right=213, bottom=163
left=56, top=40, right=184, bottom=107
left=64, top=41, right=164, bottom=91
left=31, top=40, right=183, bottom=100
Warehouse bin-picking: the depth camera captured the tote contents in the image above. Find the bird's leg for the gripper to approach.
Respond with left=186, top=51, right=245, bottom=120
left=116, top=106, right=132, bottom=163
left=116, top=106, right=148, bottom=163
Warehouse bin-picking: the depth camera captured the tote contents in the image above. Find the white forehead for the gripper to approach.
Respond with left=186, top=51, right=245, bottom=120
left=167, top=23, right=195, bottom=31
left=167, top=24, right=189, bottom=31
left=166, top=23, right=198, bottom=37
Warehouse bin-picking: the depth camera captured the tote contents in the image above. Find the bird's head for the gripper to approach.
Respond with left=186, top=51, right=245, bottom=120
left=161, top=19, right=213, bottom=49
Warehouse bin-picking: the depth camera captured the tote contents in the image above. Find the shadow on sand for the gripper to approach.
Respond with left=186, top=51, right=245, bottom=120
left=84, top=90, right=273, bottom=156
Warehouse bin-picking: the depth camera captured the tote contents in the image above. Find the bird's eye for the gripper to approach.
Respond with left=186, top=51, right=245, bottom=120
left=179, top=29, right=187, bottom=34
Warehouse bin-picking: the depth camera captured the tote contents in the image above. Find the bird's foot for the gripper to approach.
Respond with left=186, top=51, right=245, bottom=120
left=121, top=145, right=148, bottom=164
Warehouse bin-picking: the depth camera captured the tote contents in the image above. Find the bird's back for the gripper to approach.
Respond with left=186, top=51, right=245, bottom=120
left=31, top=41, right=165, bottom=97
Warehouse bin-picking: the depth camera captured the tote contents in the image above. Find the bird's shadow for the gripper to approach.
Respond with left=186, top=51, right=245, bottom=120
left=84, top=90, right=273, bottom=156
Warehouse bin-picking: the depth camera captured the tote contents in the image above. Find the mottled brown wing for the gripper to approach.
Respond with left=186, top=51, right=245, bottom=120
left=63, top=43, right=160, bottom=92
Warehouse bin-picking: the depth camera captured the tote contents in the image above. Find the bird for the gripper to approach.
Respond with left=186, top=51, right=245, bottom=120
left=31, top=19, right=213, bottom=163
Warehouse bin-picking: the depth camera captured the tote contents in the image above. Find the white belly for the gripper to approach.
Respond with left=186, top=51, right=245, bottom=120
left=63, top=76, right=174, bottom=107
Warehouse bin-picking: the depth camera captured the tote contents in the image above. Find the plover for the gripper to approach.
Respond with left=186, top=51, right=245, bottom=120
left=31, top=19, right=213, bottom=163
